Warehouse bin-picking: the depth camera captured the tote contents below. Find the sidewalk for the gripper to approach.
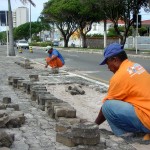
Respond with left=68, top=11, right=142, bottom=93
left=0, top=48, right=150, bottom=150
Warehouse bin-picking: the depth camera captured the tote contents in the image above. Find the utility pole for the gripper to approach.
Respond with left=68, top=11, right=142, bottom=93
left=30, top=3, right=32, bottom=43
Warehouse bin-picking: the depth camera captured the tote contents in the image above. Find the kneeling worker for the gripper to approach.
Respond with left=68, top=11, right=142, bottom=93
left=45, top=46, right=65, bottom=71
left=95, top=43, right=150, bottom=140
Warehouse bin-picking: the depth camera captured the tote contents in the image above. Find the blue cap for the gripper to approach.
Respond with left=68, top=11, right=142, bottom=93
left=100, top=43, right=124, bottom=65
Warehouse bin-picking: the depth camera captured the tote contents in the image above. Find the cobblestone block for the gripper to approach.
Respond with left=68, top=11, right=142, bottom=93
left=30, top=85, right=47, bottom=91
left=45, top=99, right=63, bottom=113
left=56, top=118, right=80, bottom=132
left=0, top=103, right=6, bottom=110
left=6, top=111, right=25, bottom=128
left=56, top=131, right=75, bottom=147
left=74, top=136, right=100, bottom=145
left=0, top=131, right=14, bottom=147
left=16, top=80, right=24, bottom=89
left=6, top=104, right=19, bottom=111
left=0, top=114, right=9, bottom=127
left=30, top=90, right=48, bottom=101
left=56, top=122, right=71, bottom=132
left=56, top=122, right=100, bottom=146
left=12, top=77, right=24, bottom=88
left=54, top=105, right=76, bottom=118
left=24, top=59, right=31, bottom=69
left=66, top=85, right=85, bottom=95
left=72, top=122, right=100, bottom=138
left=29, top=74, right=39, bottom=82
left=8, top=76, right=17, bottom=85
left=38, top=93, right=58, bottom=105
left=38, top=105, right=45, bottom=111
left=23, top=81, right=40, bottom=94
left=47, top=102, right=69, bottom=118
left=3, top=97, right=11, bottom=104
left=57, top=117, right=81, bottom=124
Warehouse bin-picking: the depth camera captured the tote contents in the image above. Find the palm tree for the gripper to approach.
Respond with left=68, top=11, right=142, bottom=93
left=8, top=0, right=35, bottom=56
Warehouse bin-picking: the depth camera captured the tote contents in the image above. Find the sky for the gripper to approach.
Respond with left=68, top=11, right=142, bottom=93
left=0, top=0, right=149, bottom=21
left=0, top=0, right=48, bottom=21
left=0, top=0, right=149, bottom=32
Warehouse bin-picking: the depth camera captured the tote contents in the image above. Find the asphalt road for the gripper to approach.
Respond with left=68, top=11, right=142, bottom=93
left=1, top=45, right=150, bottom=84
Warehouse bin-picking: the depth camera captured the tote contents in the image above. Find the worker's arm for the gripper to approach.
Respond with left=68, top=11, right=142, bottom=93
left=95, top=108, right=106, bottom=125
left=50, top=55, right=57, bottom=60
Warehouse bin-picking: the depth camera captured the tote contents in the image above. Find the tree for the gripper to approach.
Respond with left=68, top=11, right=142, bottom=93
left=71, top=0, right=104, bottom=48
left=14, top=22, right=44, bottom=41
left=42, top=0, right=104, bottom=48
left=7, top=0, right=35, bottom=56
left=96, top=0, right=150, bottom=46
left=0, top=31, right=7, bottom=44
left=42, top=0, right=78, bottom=47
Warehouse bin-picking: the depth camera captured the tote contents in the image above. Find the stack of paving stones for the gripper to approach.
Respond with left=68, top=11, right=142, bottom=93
left=0, top=97, right=25, bottom=148
left=56, top=121, right=103, bottom=148
left=7, top=72, right=137, bottom=150
left=14, top=58, right=33, bottom=69
left=8, top=75, right=107, bottom=149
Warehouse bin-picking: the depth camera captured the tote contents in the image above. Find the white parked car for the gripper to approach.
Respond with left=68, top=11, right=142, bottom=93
left=16, top=40, right=29, bottom=49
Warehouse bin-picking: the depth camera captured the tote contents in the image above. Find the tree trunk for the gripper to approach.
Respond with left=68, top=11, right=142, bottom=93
left=64, top=37, right=69, bottom=47
left=81, top=32, right=87, bottom=48
left=8, top=0, right=15, bottom=56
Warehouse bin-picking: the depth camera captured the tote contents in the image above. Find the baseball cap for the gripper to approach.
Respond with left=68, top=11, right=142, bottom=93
left=99, top=43, right=124, bottom=65
left=45, top=46, right=53, bottom=53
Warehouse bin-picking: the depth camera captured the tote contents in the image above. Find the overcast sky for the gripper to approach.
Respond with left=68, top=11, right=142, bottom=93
left=0, top=0, right=149, bottom=31
left=1, top=1, right=150, bottom=21
left=0, top=0, right=48, bottom=21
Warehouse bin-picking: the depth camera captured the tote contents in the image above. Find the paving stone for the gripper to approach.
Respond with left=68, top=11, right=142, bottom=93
left=56, top=131, right=76, bottom=147
left=29, top=75, right=39, bottom=82
left=3, top=97, right=11, bottom=104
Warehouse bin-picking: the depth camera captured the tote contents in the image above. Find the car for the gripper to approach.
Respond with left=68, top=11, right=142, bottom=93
left=53, top=41, right=59, bottom=46
left=16, top=40, right=29, bottom=49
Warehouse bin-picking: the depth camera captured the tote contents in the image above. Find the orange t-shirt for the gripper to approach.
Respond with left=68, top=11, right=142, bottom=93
left=103, top=59, right=150, bottom=130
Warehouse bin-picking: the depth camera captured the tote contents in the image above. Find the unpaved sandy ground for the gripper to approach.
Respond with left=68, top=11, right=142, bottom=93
left=45, top=83, right=111, bottom=131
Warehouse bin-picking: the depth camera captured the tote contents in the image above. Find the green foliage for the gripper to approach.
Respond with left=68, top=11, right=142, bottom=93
left=87, top=34, right=103, bottom=37
left=138, top=26, right=148, bottom=36
left=29, top=41, right=53, bottom=47
left=14, top=21, right=49, bottom=40
left=0, top=31, right=7, bottom=43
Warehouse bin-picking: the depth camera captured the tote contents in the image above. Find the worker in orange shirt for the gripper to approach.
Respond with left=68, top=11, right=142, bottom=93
left=45, top=46, right=65, bottom=73
left=95, top=43, right=150, bottom=140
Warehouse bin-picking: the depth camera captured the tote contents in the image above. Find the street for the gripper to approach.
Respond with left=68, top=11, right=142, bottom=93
left=1, top=45, right=150, bottom=84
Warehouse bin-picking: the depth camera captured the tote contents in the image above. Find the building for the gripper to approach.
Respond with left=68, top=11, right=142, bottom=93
left=87, top=20, right=125, bottom=36
left=13, top=7, right=29, bottom=27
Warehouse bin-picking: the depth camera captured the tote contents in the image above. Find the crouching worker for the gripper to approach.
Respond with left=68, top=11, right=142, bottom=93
left=45, top=46, right=65, bottom=72
left=95, top=43, right=150, bottom=140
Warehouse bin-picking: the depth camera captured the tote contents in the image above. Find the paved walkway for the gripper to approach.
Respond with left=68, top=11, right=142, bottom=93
left=0, top=48, right=149, bottom=150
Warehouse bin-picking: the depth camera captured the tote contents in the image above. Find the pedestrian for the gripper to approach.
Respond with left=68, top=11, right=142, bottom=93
left=45, top=46, right=65, bottom=72
left=95, top=43, right=150, bottom=140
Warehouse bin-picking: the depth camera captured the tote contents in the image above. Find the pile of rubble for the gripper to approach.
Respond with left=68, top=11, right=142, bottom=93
left=65, top=85, right=85, bottom=95
left=15, top=58, right=33, bottom=69
left=0, top=97, right=25, bottom=148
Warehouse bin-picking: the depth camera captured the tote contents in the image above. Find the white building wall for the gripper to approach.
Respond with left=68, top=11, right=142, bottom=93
left=87, top=21, right=124, bottom=36
left=15, top=7, right=29, bottom=27
left=87, top=22, right=113, bottom=35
